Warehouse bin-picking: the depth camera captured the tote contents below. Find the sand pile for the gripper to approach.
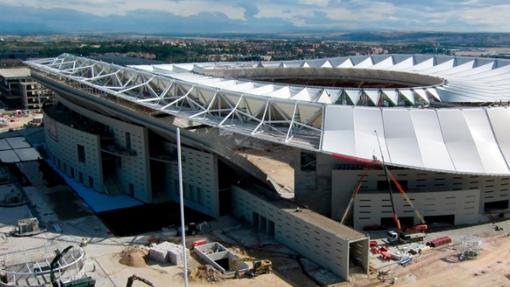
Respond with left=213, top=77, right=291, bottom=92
left=119, top=247, right=148, bottom=267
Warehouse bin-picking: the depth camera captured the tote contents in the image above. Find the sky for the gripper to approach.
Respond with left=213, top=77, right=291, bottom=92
left=0, top=0, right=509, bottom=34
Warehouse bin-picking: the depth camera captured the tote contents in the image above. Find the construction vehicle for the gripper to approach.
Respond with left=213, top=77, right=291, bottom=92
left=340, top=133, right=428, bottom=237
left=400, top=232, right=425, bottom=243
left=405, top=223, right=428, bottom=234
left=374, top=132, right=429, bottom=244
left=246, top=260, right=272, bottom=278
left=399, top=257, right=413, bottom=266
left=387, top=231, right=425, bottom=244
left=126, top=275, right=155, bottom=287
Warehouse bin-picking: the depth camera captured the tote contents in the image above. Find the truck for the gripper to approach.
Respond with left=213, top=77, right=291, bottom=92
left=387, top=231, right=425, bottom=244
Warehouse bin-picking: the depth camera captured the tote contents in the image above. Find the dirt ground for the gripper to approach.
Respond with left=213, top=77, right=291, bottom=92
left=395, top=234, right=510, bottom=287
left=0, top=112, right=41, bottom=131
left=352, top=226, right=510, bottom=287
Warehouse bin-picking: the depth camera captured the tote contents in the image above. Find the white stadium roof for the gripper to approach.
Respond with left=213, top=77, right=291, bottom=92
left=26, top=54, right=510, bottom=176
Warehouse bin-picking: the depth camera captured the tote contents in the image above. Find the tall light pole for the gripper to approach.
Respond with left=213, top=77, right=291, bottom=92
left=176, top=128, right=189, bottom=287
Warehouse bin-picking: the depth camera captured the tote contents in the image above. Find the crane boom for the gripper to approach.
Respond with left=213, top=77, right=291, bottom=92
left=374, top=131, right=401, bottom=232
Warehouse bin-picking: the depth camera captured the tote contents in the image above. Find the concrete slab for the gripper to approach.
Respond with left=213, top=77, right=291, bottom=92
left=0, top=139, right=10, bottom=151
left=13, top=147, right=41, bottom=161
left=6, top=137, right=31, bottom=149
left=0, top=150, right=20, bottom=163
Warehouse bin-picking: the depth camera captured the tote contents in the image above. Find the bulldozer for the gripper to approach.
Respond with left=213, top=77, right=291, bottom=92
left=246, top=260, right=272, bottom=278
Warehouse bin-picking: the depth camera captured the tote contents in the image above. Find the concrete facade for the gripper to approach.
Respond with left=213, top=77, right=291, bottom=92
left=294, top=151, right=333, bottom=216
left=231, top=185, right=369, bottom=280
left=353, top=189, right=480, bottom=230
left=43, top=96, right=221, bottom=216
left=165, top=143, right=220, bottom=217
left=48, top=97, right=152, bottom=203
left=44, top=114, right=103, bottom=191
left=331, top=169, right=510, bottom=224
left=293, top=149, right=510, bottom=230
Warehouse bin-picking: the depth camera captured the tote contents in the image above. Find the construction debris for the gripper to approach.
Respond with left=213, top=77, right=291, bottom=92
left=192, top=264, right=224, bottom=283
left=119, top=247, right=148, bottom=267
left=194, top=242, right=250, bottom=278
left=13, top=217, right=44, bottom=236
left=427, top=236, right=452, bottom=248
left=149, top=241, right=189, bottom=265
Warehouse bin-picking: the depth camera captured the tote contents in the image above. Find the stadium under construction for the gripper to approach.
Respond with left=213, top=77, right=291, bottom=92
left=24, top=53, right=510, bottom=279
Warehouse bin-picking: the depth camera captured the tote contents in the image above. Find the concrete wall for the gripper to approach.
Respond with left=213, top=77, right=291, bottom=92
left=44, top=114, right=103, bottom=192
left=294, top=151, right=339, bottom=216
left=331, top=169, right=510, bottom=225
left=108, top=120, right=151, bottom=203
left=47, top=96, right=223, bottom=214
left=231, top=185, right=368, bottom=280
left=352, top=189, right=480, bottom=230
left=165, top=143, right=220, bottom=217
left=57, top=96, right=152, bottom=202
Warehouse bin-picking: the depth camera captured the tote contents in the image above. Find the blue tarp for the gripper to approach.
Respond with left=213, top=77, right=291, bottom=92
left=47, top=160, right=143, bottom=212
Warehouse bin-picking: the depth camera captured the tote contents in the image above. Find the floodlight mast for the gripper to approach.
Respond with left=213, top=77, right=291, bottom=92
left=177, top=128, right=189, bottom=287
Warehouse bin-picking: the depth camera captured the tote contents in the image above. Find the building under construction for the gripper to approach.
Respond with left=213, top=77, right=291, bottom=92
left=24, top=53, right=510, bottom=279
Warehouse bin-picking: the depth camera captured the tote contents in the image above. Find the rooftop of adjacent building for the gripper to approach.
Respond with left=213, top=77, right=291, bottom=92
left=0, top=67, right=31, bottom=79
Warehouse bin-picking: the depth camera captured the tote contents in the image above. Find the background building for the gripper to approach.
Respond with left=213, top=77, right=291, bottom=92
left=0, top=67, right=54, bottom=111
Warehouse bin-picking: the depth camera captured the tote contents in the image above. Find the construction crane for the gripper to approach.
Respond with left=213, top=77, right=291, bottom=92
left=339, top=133, right=428, bottom=235
left=340, top=165, right=373, bottom=225
left=373, top=132, right=428, bottom=233
left=386, top=168, right=427, bottom=233
left=374, top=133, right=401, bottom=233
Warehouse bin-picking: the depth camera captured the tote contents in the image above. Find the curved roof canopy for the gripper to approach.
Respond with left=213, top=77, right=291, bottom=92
left=26, top=54, right=510, bottom=176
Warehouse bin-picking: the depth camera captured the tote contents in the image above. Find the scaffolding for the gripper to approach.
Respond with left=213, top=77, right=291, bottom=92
left=0, top=244, right=86, bottom=287
left=458, top=236, right=481, bottom=261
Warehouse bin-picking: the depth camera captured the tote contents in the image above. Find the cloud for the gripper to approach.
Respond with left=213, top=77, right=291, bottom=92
left=0, top=0, right=509, bottom=33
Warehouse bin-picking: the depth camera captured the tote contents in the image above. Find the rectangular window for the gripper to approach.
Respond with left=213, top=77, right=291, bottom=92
left=129, top=183, right=134, bottom=196
left=125, top=132, right=131, bottom=151
left=300, top=151, right=316, bottom=171
left=77, top=144, right=86, bottom=163
left=377, top=180, right=408, bottom=191
left=484, top=200, right=509, bottom=211
left=78, top=172, right=83, bottom=183
left=174, top=180, right=179, bottom=195
left=183, top=184, right=189, bottom=199
left=88, top=176, right=94, bottom=188
left=197, top=187, right=203, bottom=205
left=190, top=185, right=196, bottom=202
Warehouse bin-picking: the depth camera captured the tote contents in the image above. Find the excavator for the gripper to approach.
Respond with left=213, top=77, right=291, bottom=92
left=126, top=275, right=154, bottom=287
